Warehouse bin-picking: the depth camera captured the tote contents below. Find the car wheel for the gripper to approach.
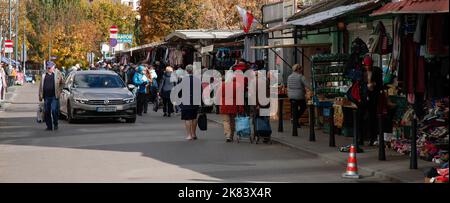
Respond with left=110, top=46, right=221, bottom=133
left=67, top=102, right=75, bottom=124
left=125, top=117, right=136, bottom=123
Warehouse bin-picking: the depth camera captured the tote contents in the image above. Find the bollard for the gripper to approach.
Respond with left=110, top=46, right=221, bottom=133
left=410, top=116, right=418, bottom=169
left=309, top=104, right=315, bottom=141
left=292, top=101, right=298, bottom=136
left=352, top=109, right=360, bottom=152
left=329, top=107, right=335, bottom=147
left=378, top=114, right=386, bottom=160
left=278, top=99, right=283, bottom=132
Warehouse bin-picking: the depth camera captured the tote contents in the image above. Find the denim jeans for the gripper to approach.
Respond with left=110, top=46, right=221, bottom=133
left=44, top=97, right=59, bottom=130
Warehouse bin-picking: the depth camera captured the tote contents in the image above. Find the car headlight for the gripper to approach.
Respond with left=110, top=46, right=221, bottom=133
left=74, top=98, right=89, bottom=104
left=123, top=98, right=135, bottom=104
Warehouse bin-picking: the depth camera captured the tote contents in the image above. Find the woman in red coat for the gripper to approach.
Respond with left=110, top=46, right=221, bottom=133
left=219, top=61, right=248, bottom=142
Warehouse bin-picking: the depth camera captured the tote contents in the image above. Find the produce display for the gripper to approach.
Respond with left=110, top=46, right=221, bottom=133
left=311, top=54, right=350, bottom=101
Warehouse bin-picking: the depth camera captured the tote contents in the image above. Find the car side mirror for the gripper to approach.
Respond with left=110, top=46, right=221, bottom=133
left=127, top=84, right=136, bottom=90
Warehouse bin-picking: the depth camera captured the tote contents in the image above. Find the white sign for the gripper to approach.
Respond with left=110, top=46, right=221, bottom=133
left=101, top=43, right=110, bottom=52
left=201, top=45, right=214, bottom=54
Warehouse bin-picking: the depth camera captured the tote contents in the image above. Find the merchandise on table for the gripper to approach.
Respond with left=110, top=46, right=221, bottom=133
left=387, top=97, right=449, bottom=161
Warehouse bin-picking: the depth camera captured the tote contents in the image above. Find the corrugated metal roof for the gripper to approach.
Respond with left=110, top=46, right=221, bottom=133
left=264, top=0, right=377, bottom=32
left=371, top=0, right=449, bottom=16
left=290, top=1, right=376, bottom=26
left=289, top=0, right=358, bottom=21
left=118, top=41, right=166, bottom=53
left=165, top=30, right=243, bottom=41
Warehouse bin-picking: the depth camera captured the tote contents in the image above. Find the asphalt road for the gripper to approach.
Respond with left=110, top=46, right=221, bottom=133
left=0, top=83, right=391, bottom=182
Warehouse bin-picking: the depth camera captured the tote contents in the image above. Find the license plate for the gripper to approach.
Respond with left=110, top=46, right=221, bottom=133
left=97, top=107, right=117, bottom=112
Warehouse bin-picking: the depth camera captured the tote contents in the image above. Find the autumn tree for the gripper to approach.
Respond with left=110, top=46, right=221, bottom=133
left=139, top=0, right=266, bottom=43
left=24, top=0, right=135, bottom=68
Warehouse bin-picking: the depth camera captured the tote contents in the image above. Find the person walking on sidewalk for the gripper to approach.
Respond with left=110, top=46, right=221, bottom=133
left=133, top=65, right=149, bottom=116
left=39, top=61, right=65, bottom=131
left=287, top=64, right=311, bottom=128
left=219, top=63, right=248, bottom=142
left=0, top=62, right=8, bottom=101
left=143, top=65, right=158, bottom=114
left=179, top=65, right=201, bottom=140
left=159, top=66, right=176, bottom=117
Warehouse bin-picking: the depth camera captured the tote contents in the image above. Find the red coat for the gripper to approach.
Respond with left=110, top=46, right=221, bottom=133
left=219, top=78, right=245, bottom=115
left=232, top=63, right=248, bottom=71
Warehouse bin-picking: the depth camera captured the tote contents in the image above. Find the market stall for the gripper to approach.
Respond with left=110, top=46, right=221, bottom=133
left=371, top=0, right=449, bottom=167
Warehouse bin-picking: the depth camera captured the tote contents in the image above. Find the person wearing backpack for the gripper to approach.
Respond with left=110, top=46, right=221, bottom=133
left=287, top=64, right=311, bottom=129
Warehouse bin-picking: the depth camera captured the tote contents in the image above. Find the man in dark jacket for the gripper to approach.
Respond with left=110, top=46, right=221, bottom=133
left=39, top=61, right=65, bottom=131
left=361, top=55, right=383, bottom=145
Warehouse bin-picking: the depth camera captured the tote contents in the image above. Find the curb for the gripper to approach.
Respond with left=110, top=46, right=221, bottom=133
left=207, top=115, right=405, bottom=183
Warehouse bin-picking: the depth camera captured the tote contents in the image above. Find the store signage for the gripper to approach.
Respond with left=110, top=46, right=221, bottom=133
left=201, top=45, right=214, bottom=54
left=117, top=34, right=133, bottom=43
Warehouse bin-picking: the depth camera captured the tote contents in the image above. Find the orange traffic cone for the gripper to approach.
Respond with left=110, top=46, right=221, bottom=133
left=342, top=145, right=360, bottom=179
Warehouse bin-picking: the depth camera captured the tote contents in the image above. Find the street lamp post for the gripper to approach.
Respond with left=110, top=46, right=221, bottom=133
left=8, top=0, right=12, bottom=72
left=14, top=0, right=18, bottom=70
left=22, top=4, right=26, bottom=75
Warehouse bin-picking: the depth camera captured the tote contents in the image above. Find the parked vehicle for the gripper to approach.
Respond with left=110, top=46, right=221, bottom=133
left=59, top=70, right=137, bottom=123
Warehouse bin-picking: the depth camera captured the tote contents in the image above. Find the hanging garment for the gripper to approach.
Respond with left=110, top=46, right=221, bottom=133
left=400, top=34, right=426, bottom=95
left=369, top=21, right=392, bottom=55
left=427, top=14, right=446, bottom=55
left=391, top=16, right=403, bottom=71
left=414, top=15, right=426, bottom=44
left=164, top=48, right=169, bottom=64
left=333, top=105, right=344, bottom=128
left=176, top=49, right=184, bottom=66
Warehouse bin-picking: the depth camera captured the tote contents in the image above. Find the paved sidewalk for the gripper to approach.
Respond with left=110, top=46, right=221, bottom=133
left=0, top=85, right=21, bottom=111
left=206, top=113, right=434, bottom=183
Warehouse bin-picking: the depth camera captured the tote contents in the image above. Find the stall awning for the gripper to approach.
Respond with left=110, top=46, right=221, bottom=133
left=165, top=30, right=243, bottom=41
left=118, top=41, right=166, bottom=54
left=265, top=0, right=378, bottom=32
left=371, top=0, right=449, bottom=16
left=251, top=43, right=332, bottom=49
left=290, top=1, right=376, bottom=27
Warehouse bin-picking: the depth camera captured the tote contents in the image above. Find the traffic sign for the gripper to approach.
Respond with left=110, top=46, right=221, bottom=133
left=110, top=25, right=118, bottom=39
left=4, top=40, right=13, bottom=53
left=109, top=38, right=118, bottom=47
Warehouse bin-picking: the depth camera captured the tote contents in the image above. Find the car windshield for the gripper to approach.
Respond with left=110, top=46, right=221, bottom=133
left=73, top=74, right=125, bottom=88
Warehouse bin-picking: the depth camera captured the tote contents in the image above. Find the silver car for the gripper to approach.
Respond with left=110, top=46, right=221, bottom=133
left=60, top=70, right=137, bottom=123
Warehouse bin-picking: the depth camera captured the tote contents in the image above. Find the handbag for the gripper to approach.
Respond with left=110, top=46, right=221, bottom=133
left=235, top=115, right=251, bottom=137
left=153, top=96, right=161, bottom=112
left=197, top=113, right=207, bottom=131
